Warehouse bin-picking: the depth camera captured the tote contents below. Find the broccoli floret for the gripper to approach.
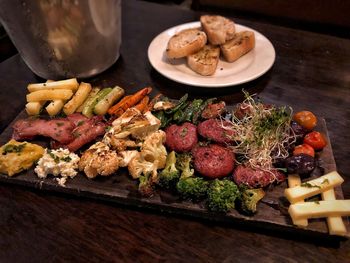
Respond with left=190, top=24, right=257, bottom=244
left=239, top=187, right=265, bottom=215
left=207, top=179, right=240, bottom=213
left=174, top=153, right=208, bottom=200
left=176, top=153, right=194, bottom=179
left=158, top=151, right=180, bottom=189
left=176, top=177, right=209, bottom=200
left=138, top=173, right=154, bottom=197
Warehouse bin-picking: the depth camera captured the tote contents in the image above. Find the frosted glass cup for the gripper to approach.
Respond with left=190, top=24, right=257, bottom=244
left=0, top=0, right=121, bottom=79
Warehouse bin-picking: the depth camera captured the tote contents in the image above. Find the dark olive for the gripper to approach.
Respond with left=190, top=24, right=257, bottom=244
left=285, top=153, right=316, bottom=176
left=290, top=121, right=308, bottom=143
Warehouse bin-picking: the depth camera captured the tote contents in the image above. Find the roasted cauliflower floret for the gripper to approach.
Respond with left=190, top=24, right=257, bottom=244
left=79, top=142, right=119, bottom=179
left=128, top=152, right=158, bottom=180
left=103, top=108, right=142, bottom=144
left=108, top=137, right=140, bottom=152
left=128, top=152, right=160, bottom=197
left=124, top=111, right=161, bottom=140
left=118, top=150, right=139, bottom=167
left=103, top=126, right=129, bottom=144
left=141, top=130, right=167, bottom=169
left=104, top=109, right=161, bottom=145
left=112, top=108, right=141, bottom=127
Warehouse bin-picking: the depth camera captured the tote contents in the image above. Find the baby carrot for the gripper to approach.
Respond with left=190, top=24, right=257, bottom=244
left=108, top=87, right=152, bottom=116
left=107, top=95, right=131, bottom=115
left=134, top=96, right=150, bottom=113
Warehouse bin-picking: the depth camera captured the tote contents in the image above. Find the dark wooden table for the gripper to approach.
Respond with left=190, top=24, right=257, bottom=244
left=0, top=1, right=349, bottom=262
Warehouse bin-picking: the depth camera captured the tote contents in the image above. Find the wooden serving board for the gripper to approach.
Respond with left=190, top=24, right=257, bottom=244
left=0, top=111, right=349, bottom=240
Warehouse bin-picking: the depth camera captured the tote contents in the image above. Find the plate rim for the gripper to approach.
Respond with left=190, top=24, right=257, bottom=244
left=147, top=21, right=276, bottom=88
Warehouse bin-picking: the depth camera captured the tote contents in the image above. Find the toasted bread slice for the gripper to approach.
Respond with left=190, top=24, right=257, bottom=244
left=166, top=28, right=207, bottom=59
left=220, top=31, right=255, bottom=62
left=200, top=15, right=235, bottom=45
left=187, top=45, right=220, bottom=76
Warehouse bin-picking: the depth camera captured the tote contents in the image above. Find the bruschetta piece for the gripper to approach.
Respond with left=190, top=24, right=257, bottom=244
left=220, top=31, right=255, bottom=62
left=200, top=15, right=235, bottom=45
left=187, top=45, right=220, bottom=76
left=166, top=28, right=207, bottom=59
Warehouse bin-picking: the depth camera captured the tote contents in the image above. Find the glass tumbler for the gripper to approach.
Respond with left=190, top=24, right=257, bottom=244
left=0, top=0, right=122, bottom=79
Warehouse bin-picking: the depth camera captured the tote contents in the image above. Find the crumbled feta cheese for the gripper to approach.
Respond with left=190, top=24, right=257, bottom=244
left=34, top=148, right=80, bottom=186
left=55, top=177, right=68, bottom=187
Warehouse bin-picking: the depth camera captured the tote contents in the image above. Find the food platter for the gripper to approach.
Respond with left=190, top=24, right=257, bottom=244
left=147, top=22, right=276, bottom=88
left=0, top=110, right=348, bottom=240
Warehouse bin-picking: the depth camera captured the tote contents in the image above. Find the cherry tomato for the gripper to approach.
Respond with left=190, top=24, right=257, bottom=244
left=293, top=143, right=315, bottom=157
left=304, top=131, right=327, bottom=150
left=293, top=111, right=317, bottom=130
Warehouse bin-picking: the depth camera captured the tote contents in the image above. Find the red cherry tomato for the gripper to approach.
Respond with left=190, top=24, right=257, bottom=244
left=293, top=111, right=317, bottom=130
left=304, top=131, right=327, bottom=150
left=293, top=144, right=315, bottom=157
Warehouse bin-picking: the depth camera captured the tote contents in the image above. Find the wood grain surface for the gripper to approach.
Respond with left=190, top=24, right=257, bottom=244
left=0, top=0, right=349, bottom=262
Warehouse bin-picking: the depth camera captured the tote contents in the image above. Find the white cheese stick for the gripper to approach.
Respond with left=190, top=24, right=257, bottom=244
left=27, top=78, right=79, bottom=92
left=46, top=100, right=65, bottom=116
left=321, top=189, right=348, bottom=236
left=289, top=200, right=350, bottom=221
left=288, top=174, right=302, bottom=188
left=25, top=101, right=45, bottom=115
left=26, top=89, right=73, bottom=102
left=63, top=82, right=92, bottom=115
left=288, top=174, right=308, bottom=227
left=284, top=171, right=344, bottom=203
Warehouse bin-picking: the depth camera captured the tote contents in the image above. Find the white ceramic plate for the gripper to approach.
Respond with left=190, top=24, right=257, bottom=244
left=148, top=22, right=276, bottom=88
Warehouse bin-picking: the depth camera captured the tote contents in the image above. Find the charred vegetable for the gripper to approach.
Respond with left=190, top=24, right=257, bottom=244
left=153, top=94, right=216, bottom=127
left=176, top=177, right=209, bottom=200
left=207, top=179, right=240, bottom=212
left=158, top=151, right=180, bottom=189
left=138, top=173, right=154, bottom=197
left=173, top=99, right=203, bottom=123
left=175, top=153, right=194, bottom=178
left=238, top=186, right=265, bottom=215
left=174, top=153, right=208, bottom=200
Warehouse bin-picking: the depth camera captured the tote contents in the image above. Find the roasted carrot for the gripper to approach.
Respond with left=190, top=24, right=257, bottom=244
left=107, top=95, right=132, bottom=115
left=108, top=87, right=152, bottom=116
left=134, top=96, right=150, bottom=113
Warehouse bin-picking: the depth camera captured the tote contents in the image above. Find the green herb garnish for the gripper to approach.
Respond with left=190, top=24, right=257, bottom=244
left=73, top=131, right=81, bottom=138
left=2, top=143, right=26, bottom=155
left=56, top=122, right=64, bottom=127
left=180, top=127, right=188, bottom=137
left=77, top=120, right=85, bottom=126
left=47, top=149, right=60, bottom=163
left=276, top=167, right=288, bottom=173
left=61, top=156, right=72, bottom=162
left=322, top=179, right=329, bottom=184
left=300, top=182, right=321, bottom=189
left=305, top=195, right=321, bottom=202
